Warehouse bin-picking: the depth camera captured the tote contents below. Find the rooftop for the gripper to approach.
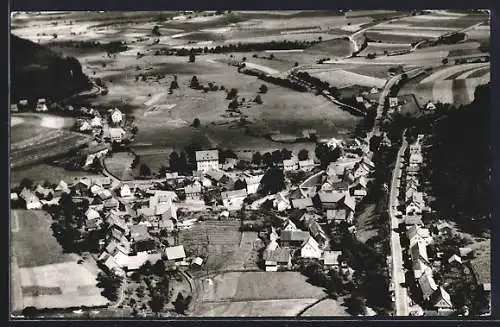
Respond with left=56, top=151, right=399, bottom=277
left=195, top=150, right=218, bottom=162
left=165, top=245, right=186, bottom=260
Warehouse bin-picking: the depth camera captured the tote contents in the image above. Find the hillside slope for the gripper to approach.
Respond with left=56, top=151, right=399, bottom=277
left=10, top=34, right=92, bottom=102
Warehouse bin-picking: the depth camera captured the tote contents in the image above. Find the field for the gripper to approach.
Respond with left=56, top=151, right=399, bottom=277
left=193, top=271, right=350, bottom=316
left=103, top=151, right=135, bottom=180
left=11, top=210, right=108, bottom=312
left=10, top=114, right=91, bottom=169
left=470, top=240, right=491, bottom=285
left=401, top=63, right=490, bottom=106
left=307, top=67, right=387, bottom=89
left=179, top=220, right=260, bottom=272
left=300, top=298, right=350, bottom=316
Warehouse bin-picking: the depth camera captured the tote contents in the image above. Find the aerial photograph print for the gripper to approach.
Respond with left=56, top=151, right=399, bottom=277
left=9, top=9, right=491, bottom=319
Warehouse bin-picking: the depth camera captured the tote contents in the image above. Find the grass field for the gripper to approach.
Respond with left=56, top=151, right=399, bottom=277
left=104, top=151, right=135, bottom=180
left=470, top=240, right=491, bottom=284
left=308, top=68, right=387, bottom=89
left=200, top=272, right=327, bottom=302
left=300, top=298, right=350, bottom=316
left=11, top=209, right=108, bottom=312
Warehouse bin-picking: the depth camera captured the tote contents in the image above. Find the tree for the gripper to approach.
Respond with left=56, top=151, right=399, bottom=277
left=315, top=143, right=342, bottom=169
left=189, top=53, right=196, bottom=63
left=131, top=155, right=141, bottom=169
left=139, top=163, right=151, bottom=177
left=242, top=56, right=247, bottom=62
left=442, top=58, right=449, bottom=65
left=259, top=84, right=268, bottom=94
left=149, top=292, right=165, bottom=315
left=228, top=98, right=239, bottom=110
left=318, top=36, right=323, bottom=42
left=173, top=292, right=191, bottom=314
left=269, top=54, right=275, bottom=60
left=96, top=272, right=122, bottom=302
left=190, top=76, right=200, bottom=89
left=20, top=178, right=34, bottom=190
left=346, top=294, right=367, bottom=316
left=252, top=152, right=262, bottom=166
left=192, top=118, right=201, bottom=128
left=234, top=179, right=246, bottom=190
left=281, top=148, right=292, bottom=160
left=254, top=95, right=263, bottom=104
left=152, top=259, right=166, bottom=276
left=294, top=62, right=299, bottom=67
left=367, top=53, right=376, bottom=59
left=259, top=168, right=285, bottom=195
left=169, top=152, right=179, bottom=172
left=170, top=80, right=179, bottom=90
left=227, top=88, right=238, bottom=100
left=271, top=150, right=283, bottom=164
left=152, top=25, right=161, bottom=36
left=298, top=149, right=309, bottom=161
left=262, top=152, right=273, bottom=167
left=159, top=165, right=168, bottom=176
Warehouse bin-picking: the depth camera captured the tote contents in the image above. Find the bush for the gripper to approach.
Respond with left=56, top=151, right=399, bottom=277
left=192, top=118, right=201, bottom=128
left=259, top=84, right=268, bottom=94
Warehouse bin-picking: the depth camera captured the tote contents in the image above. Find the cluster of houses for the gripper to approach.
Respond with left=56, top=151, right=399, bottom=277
left=397, top=135, right=465, bottom=314
left=10, top=98, right=48, bottom=112
left=74, top=107, right=127, bottom=143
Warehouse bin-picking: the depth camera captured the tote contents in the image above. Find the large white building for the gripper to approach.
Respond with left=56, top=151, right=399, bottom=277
left=195, top=150, right=219, bottom=172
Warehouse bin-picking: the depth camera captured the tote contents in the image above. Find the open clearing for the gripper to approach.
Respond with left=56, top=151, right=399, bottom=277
left=308, top=68, right=387, bottom=89
left=419, top=63, right=489, bottom=83
left=11, top=210, right=108, bottom=311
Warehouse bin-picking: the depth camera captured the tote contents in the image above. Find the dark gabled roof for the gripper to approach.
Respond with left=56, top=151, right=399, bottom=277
left=265, top=247, right=291, bottom=263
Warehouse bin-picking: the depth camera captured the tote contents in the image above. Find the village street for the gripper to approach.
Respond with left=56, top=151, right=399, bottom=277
left=388, top=130, right=409, bottom=316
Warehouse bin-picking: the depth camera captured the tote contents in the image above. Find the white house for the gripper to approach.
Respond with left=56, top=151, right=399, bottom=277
left=283, top=158, right=298, bottom=172
left=425, top=102, right=436, bottom=111
left=111, top=108, right=123, bottom=124
left=36, top=98, right=48, bottom=112
left=406, top=225, right=433, bottom=247
left=300, top=236, right=322, bottom=259
left=245, top=174, right=264, bottom=194
left=282, top=219, right=297, bottom=231
left=108, top=127, right=126, bottom=142
left=389, top=97, right=398, bottom=108
left=20, top=189, right=42, bottom=210
left=119, top=184, right=133, bottom=198
left=79, top=121, right=92, bottom=132
left=406, top=192, right=425, bottom=215
left=221, top=189, right=247, bottom=211
left=185, top=181, right=202, bottom=200
left=409, top=153, right=423, bottom=166
left=299, top=159, right=315, bottom=172
left=195, top=150, right=219, bottom=172
left=273, top=193, right=291, bottom=212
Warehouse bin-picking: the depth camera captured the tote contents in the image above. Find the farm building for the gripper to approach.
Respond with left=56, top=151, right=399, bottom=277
left=431, top=287, right=453, bottom=312
left=220, top=157, right=237, bottom=170
left=184, top=182, right=202, bottom=200
left=291, top=197, right=314, bottom=210
left=19, top=188, right=42, bottom=210
left=406, top=225, right=433, bottom=247
left=326, top=209, right=348, bottom=224
left=109, top=127, right=126, bottom=142
left=280, top=230, right=310, bottom=247
left=195, top=150, right=219, bottom=173
left=264, top=247, right=292, bottom=272
left=90, top=116, right=103, bottom=128
left=165, top=245, right=186, bottom=263
left=273, top=193, right=291, bottom=212
left=119, top=184, right=133, bottom=198
left=82, top=144, right=110, bottom=167
left=282, top=219, right=298, bottom=231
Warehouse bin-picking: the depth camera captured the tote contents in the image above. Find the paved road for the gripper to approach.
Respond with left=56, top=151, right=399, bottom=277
left=388, top=131, right=409, bottom=316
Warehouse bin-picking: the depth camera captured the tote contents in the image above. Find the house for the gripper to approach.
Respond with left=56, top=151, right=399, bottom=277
left=220, top=157, right=237, bottom=170
left=165, top=245, right=186, bottom=262
left=322, top=250, right=342, bottom=270
left=419, top=271, right=438, bottom=301
left=409, top=152, right=423, bottom=166
left=389, top=97, right=398, bottom=108
left=353, top=162, right=371, bottom=179
left=192, top=257, right=204, bottom=266
left=90, top=116, right=102, bottom=128
left=425, top=102, right=436, bottom=111
left=184, top=182, right=202, bottom=200
left=291, top=197, right=314, bottom=210
left=431, top=287, right=453, bottom=311
left=302, top=129, right=317, bottom=139
left=413, top=258, right=432, bottom=279
left=221, top=189, right=247, bottom=211
left=437, top=222, right=453, bottom=235
left=406, top=225, right=433, bottom=247
left=90, top=184, right=103, bottom=196
left=11, top=103, right=19, bottom=112
left=130, top=224, right=151, bottom=242
left=98, top=189, right=113, bottom=201
left=315, top=191, right=346, bottom=210
left=83, top=144, right=110, bottom=167
left=299, top=159, right=315, bottom=172
left=245, top=174, right=264, bottom=194
left=305, top=219, right=328, bottom=247
left=264, top=247, right=292, bottom=272
left=273, top=193, right=291, bottom=212
left=353, top=189, right=367, bottom=200
left=85, top=208, right=101, bottom=220
left=327, top=209, right=348, bottom=224
left=104, top=197, right=120, bottom=210
left=109, top=127, right=126, bottom=142
left=111, top=108, right=123, bottom=124
left=300, top=236, right=322, bottom=259
left=355, top=96, right=364, bottom=104
left=447, top=254, right=462, bottom=265
left=282, top=219, right=298, bottom=231
left=404, top=214, right=423, bottom=226
left=53, top=180, right=70, bottom=196
left=195, top=150, right=219, bottom=172
left=406, top=192, right=425, bottom=215
left=119, top=184, right=133, bottom=198
left=35, top=184, right=54, bottom=199
left=411, top=240, right=430, bottom=264
left=79, top=121, right=92, bottom=132
left=11, top=192, right=19, bottom=201
left=280, top=230, right=310, bottom=247
left=159, top=217, right=175, bottom=232
left=19, top=188, right=42, bottom=210
left=126, top=252, right=162, bottom=271
left=36, top=98, right=48, bottom=112
left=369, top=87, right=379, bottom=94
left=283, top=158, right=298, bottom=172
left=205, top=169, right=228, bottom=184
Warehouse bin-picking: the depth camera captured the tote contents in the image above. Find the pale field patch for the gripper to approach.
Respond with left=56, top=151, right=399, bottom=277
left=310, top=69, right=386, bottom=88
left=420, top=63, right=489, bottom=83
